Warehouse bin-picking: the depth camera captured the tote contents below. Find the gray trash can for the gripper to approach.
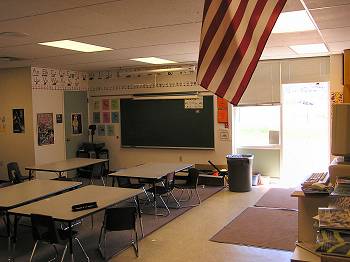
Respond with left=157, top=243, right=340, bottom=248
left=226, top=154, right=254, bottom=192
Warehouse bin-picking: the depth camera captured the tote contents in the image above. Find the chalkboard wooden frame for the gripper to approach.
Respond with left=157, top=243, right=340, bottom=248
left=120, top=96, right=215, bottom=149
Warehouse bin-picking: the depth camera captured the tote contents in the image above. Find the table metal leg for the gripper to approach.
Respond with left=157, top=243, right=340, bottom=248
left=68, top=221, right=74, bottom=261
left=112, top=177, right=115, bottom=187
left=153, top=180, right=157, bottom=216
left=135, top=196, right=144, bottom=238
left=6, top=212, right=12, bottom=261
left=28, top=170, right=33, bottom=180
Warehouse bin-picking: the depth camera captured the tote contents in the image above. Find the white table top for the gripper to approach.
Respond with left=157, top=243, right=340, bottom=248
left=108, top=162, right=193, bottom=179
left=9, top=185, right=142, bottom=222
left=25, top=158, right=108, bottom=173
left=0, top=179, right=81, bottom=209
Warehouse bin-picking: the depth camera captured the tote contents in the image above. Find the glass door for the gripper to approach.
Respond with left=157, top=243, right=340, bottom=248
left=281, top=82, right=330, bottom=186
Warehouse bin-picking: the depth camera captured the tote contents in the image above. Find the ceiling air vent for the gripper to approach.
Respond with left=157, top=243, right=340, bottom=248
left=0, top=56, right=24, bottom=62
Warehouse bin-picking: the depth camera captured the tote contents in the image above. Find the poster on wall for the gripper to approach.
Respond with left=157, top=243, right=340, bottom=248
left=106, top=125, right=115, bottom=136
left=37, top=113, right=54, bottom=146
left=102, top=99, right=110, bottom=111
left=111, top=112, right=119, bottom=123
left=93, top=112, right=101, bottom=123
left=93, top=100, right=100, bottom=111
left=0, top=116, right=6, bottom=134
left=102, top=112, right=110, bottom=124
left=13, top=109, right=25, bottom=133
left=98, top=125, right=105, bottom=136
left=111, top=99, right=119, bottom=111
left=71, top=113, right=82, bottom=135
left=56, top=114, right=63, bottom=123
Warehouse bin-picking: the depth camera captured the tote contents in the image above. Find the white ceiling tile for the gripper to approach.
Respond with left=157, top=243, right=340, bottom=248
left=321, top=27, right=350, bottom=43
left=328, top=41, right=350, bottom=52
left=304, top=0, right=350, bottom=9
left=266, top=31, right=322, bottom=47
left=310, top=4, right=350, bottom=29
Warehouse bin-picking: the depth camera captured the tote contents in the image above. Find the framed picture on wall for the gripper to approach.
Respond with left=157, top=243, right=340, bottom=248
left=71, top=113, right=82, bottom=135
left=13, top=109, right=25, bottom=133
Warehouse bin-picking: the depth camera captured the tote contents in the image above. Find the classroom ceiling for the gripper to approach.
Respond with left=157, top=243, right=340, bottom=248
left=0, top=0, right=349, bottom=71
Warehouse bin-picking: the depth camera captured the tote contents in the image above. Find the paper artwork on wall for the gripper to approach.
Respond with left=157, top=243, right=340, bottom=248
left=219, top=129, right=230, bottom=141
left=102, top=112, right=110, bottom=124
left=56, top=114, right=63, bottom=123
left=98, top=125, right=105, bottom=136
left=13, top=109, right=25, bottom=133
left=71, top=113, right=83, bottom=135
left=106, top=125, right=115, bottom=136
left=111, top=112, right=119, bottom=123
left=184, top=96, right=203, bottom=109
left=93, top=100, right=100, bottom=111
left=0, top=116, right=6, bottom=134
left=102, top=99, right=110, bottom=111
left=37, top=113, right=54, bottom=146
left=111, top=99, right=119, bottom=111
left=93, top=112, right=101, bottom=123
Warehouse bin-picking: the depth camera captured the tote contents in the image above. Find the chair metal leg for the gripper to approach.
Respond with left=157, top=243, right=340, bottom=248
left=158, top=195, right=170, bottom=216
left=170, top=191, right=181, bottom=208
left=48, top=244, right=59, bottom=262
left=101, top=175, right=105, bottom=186
left=178, top=189, right=184, bottom=202
left=75, top=237, right=90, bottom=261
left=60, top=244, right=68, bottom=262
left=29, top=240, right=38, bottom=262
left=131, top=229, right=139, bottom=257
left=195, top=188, right=201, bottom=204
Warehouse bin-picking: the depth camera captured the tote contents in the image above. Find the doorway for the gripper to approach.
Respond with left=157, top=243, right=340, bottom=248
left=281, top=82, right=330, bottom=186
left=64, top=91, right=89, bottom=159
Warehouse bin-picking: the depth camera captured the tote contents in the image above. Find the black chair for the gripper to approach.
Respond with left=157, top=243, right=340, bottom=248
left=30, top=214, right=89, bottom=262
left=147, top=172, right=180, bottom=216
left=98, top=207, right=139, bottom=259
left=90, top=163, right=105, bottom=186
left=175, top=168, right=201, bottom=207
left=7, top=162, right=30, bottom=184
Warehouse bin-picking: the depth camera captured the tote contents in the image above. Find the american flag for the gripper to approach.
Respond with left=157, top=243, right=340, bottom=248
left=197, top=0, right=287, bottom=105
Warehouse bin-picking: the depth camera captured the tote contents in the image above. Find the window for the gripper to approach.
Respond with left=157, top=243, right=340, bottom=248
left=234, top=105, right=281, bottom=147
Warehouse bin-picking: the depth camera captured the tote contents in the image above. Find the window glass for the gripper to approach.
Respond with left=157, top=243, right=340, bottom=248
left=234, top=105, right=280, bottom=147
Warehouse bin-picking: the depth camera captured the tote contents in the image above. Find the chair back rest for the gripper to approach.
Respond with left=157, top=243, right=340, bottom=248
left=30, top=214, right=59, bottom=244
left=186, top=168, right=200, bottom=188
left=116, top=177, right=132, bottom=187
left=164, top=172, right=176, bottom=191
left=105, top=207, right=136, bottom=231
left=7, top=162, right=21, bottom=183
left=92, top=163, right=104, bottom=177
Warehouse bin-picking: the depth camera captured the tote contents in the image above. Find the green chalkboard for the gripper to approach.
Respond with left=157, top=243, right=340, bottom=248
left=120, top=96, right=214, bottom=149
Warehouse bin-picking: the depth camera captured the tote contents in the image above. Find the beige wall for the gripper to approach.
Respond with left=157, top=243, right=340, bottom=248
left=0, top=67, right=35, bottom=179
left=32, top=89, right=66, bottom=179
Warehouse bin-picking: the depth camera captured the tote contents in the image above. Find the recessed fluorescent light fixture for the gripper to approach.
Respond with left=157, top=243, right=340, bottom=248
left=272, top=10, right=315, bottom=33
left=38, top=40, right=112, bottom=52
left=289, top=43, right=328, bottom=54
left=130, top=57, right=177, bottom=65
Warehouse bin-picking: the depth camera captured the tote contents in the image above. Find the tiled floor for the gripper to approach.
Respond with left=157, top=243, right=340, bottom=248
left=111, top=185, right=293, bottom=262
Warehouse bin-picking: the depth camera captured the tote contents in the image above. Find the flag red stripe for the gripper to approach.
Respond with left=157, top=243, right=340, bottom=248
left=216, top=0, right=268, bottom=97
left=231, top=0, right=286, bottom=105
left=198, top=0, right=232, bottom=69
left=200, top=0, right=249, bottom=88
left=202, top=0, right=212, bottom=21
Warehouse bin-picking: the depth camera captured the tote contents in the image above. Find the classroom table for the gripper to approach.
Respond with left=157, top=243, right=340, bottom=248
left=8, top=185, right=143, bottom=261
left=108, top=162, right=193, bottom=215
left=0, top=179, right=81, bottom=259
left=25, top=157, right=109, bottom=179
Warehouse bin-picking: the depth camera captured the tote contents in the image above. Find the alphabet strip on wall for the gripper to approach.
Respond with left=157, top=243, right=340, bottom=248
left=31, top=67, right=88, bottom=91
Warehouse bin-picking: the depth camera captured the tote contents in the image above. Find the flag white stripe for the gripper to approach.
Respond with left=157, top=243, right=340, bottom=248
left=201, top=0, right=258, bottom=91
left=197, top=0, right=241, bottom=83
left=199, top=0, right=222, bottom=47
left=225, top=0, right=278, bottom=101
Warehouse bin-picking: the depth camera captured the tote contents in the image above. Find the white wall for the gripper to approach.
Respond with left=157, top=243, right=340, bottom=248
left=32, top=89, right=65, bottom=179
left=0, top=67, right=35, bottom=180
